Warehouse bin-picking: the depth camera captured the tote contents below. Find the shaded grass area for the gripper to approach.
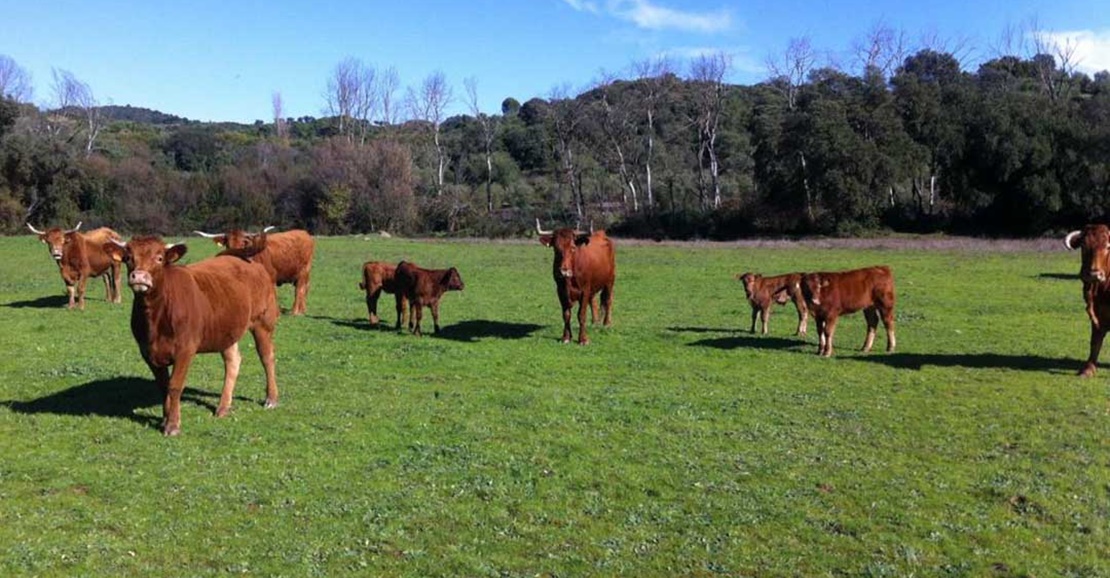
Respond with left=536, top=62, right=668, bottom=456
left=0, top=234, right=1107, bottom=576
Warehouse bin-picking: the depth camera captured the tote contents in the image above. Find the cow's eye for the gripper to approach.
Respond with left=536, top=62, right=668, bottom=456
left=155, top=254, right=164, bottom=264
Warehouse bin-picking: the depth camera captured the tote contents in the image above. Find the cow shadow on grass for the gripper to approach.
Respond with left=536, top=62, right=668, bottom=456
left=1037, top=273, right=1077, bottom=281
left=327, top=317, right=402, bottom=333
left=846, top=352, right=1079, bottom=374
left=4, top=295, right=69, bottom=309
left=433, top=320, right=544, bottom=342
left=687, top=334, right=807, bottom=351
left=1, top=377, right=254, bottom=432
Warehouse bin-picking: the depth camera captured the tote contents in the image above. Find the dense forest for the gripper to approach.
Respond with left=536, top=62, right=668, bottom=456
left=1, top=37, right=1108, bottom=239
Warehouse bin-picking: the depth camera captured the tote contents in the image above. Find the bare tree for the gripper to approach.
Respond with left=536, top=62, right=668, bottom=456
left=324, top=57, right=379, bottom=143
left=766, top=38, right=817, bottom=221
left=631, top=56, right=674, bottom=211
left=766, top=37, right=816, bottom=111
left=689, top=52, right=731, bottom=209
left=272, top=91, right=288, bottom=142
left=406, top=70, right=453, bottom=194
left=919, top=28, right=977, bottom=69
left=548, top=84, right=588, bottom=218
left=0, top=54, right=33, bottom=102
left=464, top=77, right=498, bottom=213
left=851, top=22, right=909, bottom=78
left=51, top=68, right=103, bottom=157
left=595, top=71, right=639, bottom=212
left=991, top=18, right=1080, bottom=102
left=379, top=66, right=400, bottom=126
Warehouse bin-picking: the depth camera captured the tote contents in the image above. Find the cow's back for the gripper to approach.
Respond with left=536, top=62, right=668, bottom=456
left=179, top=256, right=277, bottom=352
left=830, top=266, right=894, bottom=313
left=576, top=233, right=616, bottom=287
left=262, top=230, right=314, bottom=284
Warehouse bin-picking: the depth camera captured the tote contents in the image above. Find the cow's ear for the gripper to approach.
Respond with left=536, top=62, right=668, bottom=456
left=165, top=244, right=188, bottom=264
left=539, top=235, right=553, bottom=247
left=103, top=242, right=127, bottom=263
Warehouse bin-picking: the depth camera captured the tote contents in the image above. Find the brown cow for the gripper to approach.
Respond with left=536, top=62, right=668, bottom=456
left=736, top=272, right=808, bottom=336
left=194, top=226, right=315, bottom=315
left=27, top=222, right=123, bottom=309
left=536, top=219, right=616, bottom=345
left=800, top=266, right=896, bottom=357
left=393, top=261, right=464, bottom=336
left=1063, top=225, right=1110, bottom=376
left=358, top=260, right=407, bottom=328
left=104, top=236, right=279, bottom=436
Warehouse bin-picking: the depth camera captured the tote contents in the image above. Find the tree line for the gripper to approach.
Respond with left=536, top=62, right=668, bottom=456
left=1, top=29, right=1108, bottom=239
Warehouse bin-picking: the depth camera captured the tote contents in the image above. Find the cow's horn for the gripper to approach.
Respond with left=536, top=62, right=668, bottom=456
left=535, top=219, right=553, bottom=236
left=64, top=221, right=83, bottom=234
left=193, top=230, right=220, bottom=238
left=26, top=223, right=45, bottom=235
left=262, top=225, right=276, bottom=233
left=1064, top=230, right=1083, bottom=250
left=109, top=238, right=127, bottom=248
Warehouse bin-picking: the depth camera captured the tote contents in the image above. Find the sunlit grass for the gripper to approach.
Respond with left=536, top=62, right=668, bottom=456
left=0, top=234, right=1106, bottom=576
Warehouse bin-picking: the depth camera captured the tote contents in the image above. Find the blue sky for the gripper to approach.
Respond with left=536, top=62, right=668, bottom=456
left=2, top=0, right=1108, bottom=123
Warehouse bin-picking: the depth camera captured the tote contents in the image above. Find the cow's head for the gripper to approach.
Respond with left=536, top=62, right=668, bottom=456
left=537, top=219, right=589, bottom=279
left=104, top=236, right=187, bottom=295
left=800, top=273, right=830, bottom=306
left=27, top=222, right=81, bottom=261
left=441, top=267, right=465, bottom=291
left=1065, top=225, right=1110, bottom=284
left=194, top=226, right=274, bottom=250
left=736, top=272, right=760, bottom=299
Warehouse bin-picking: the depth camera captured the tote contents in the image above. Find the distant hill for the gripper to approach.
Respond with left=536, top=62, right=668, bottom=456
left=100, top=105, right=189, bottom=125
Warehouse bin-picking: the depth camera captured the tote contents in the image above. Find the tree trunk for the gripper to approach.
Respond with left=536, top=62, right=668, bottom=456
left=799, top=151, right=814, bottom=223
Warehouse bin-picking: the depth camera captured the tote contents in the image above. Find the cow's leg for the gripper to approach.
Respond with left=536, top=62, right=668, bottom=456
left=795, top=298, right=808, bottom=337
left=395, top=294, right=407, bottom=330
left=412, top=304, right=423, bottom=336
left=292, top=271, right=310, bottom=315
left=163, top=354, right=194, bottom=436
left=600, top=285, right=613, bottom=327
left=862, top=308, right=879, bottom=352
left=577, top=298, right=590, bottom=345
left=65, top=283, right=76, bottom=309
left=761, top=306, right=771, bottom=335
left=589, top=295, right=599, bottom=324
left=102, top=274, right=112, bottom=302
left=822, top=315, right=839, bottom=357
left=76, top=276, right=88, bottom=310
left=112, top=261, right=123, bottom=303
left=431, top=301, right=442, bottom=334
left=1080, top=326, right=1106, bottom=377
left=367, top=289, right=381, bottom=325
left=881, top=306, right=896, bottom=352
left=749, top=306, right=759, bottom=333
left=251, top=324, right=279, bottom=408
left=215, top=343, right=242, bottom=417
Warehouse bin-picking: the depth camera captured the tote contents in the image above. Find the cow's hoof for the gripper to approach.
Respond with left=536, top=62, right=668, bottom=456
left=1078, top=365, right=1097, bottom=378
left=215, top=407, right=231, bottom=418
left=163, top=425, right=181, bottom=437
left=578, top=340, right=590, bottom=346
left=264, top=399, right=279, bottom=409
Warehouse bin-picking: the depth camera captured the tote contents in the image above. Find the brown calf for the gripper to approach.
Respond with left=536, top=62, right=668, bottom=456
left=359, top=260, right=407, bottom=328
left=194, top=227, right=315, bottom=315
left=105, top=236, right=279, bottom=436
left=394, top=261, right=464, bottom=336
left=800, top=266, right=896, bottom=357
left=536, top=220, right=616, bottom=345
left=28, top=222, right=122, bottom=309
left=736, top=272, right=808, bottom=336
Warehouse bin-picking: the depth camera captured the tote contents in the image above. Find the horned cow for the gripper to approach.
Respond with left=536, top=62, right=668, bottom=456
left=194, top=227, right=315, bottom=315
left=27, top=222, right=122, bottom=309
left=536, top=219, right=616, bottom=345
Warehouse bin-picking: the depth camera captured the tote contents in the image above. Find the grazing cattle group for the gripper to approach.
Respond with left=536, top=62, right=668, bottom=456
left=23, top=215, right=1110, bottom=436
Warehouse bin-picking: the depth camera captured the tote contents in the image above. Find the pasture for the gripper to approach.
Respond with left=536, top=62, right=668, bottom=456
left=0, top=234, right=1106, bottom=577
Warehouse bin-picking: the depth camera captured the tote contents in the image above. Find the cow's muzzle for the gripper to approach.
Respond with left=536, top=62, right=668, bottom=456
left=129, top=271, right=153, bottom=293
left=51, top=251, right=62, bottom=260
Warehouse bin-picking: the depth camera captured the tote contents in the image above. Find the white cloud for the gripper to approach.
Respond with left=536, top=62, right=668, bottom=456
left=561, top=0, right=600, bottom=13
left=562, top=0, right=732, bottom=34
left=1041, top=29, right=1110, bottom=74
left=610, top=0, right=732, bottom=33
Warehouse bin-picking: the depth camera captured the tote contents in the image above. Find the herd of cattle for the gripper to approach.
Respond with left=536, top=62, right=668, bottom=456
left=22, top=220, right=1108, bottom=435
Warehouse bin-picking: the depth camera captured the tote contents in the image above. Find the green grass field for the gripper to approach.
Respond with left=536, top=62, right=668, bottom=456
left=1, top=234, right=1107, bottom=577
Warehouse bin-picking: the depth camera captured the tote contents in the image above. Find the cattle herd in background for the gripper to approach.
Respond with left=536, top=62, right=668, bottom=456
left=19, top=220, right=1107, bottom=434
